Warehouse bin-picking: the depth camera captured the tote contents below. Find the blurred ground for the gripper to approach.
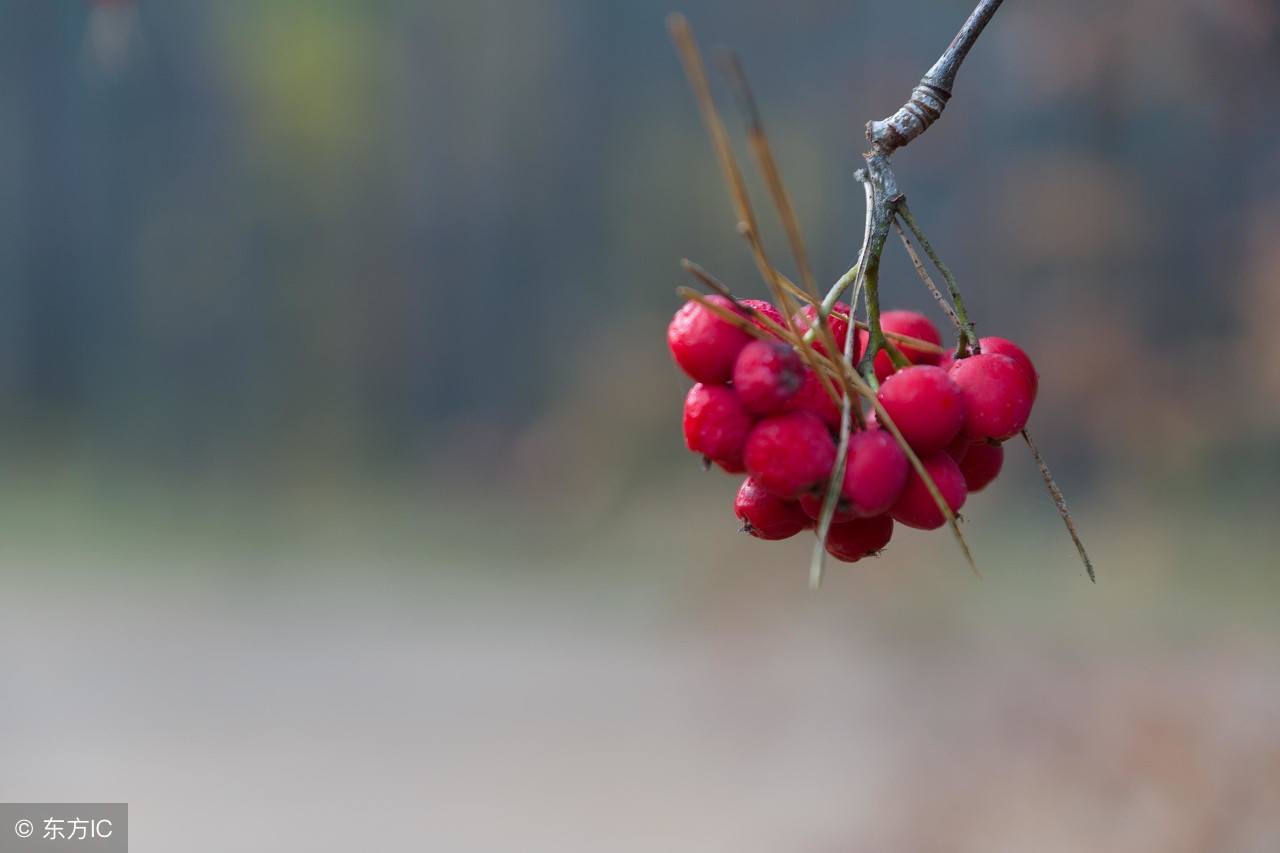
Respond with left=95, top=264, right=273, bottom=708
left=1, top=470, right=1277, bottom=852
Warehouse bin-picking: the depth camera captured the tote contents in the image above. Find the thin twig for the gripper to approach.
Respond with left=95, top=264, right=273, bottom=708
left=824, top=263, right=860, bottom=311
left=892, top=215, right=961, bottom=333
left=680, top=259, right=734, bottom=299
left=1022, top=428, right=1095, bottom=582
left=896, top=202, right=979, bottom=354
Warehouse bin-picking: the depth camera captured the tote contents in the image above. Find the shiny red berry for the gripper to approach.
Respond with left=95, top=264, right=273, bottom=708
left=860, top=310, right=943, bottom=381
left=683, top=383, right=753, bottom=472
left=736, top=477, right=813, bottom=539
left=824, top=514, right=895, bottom=562
left=976, top=336, right=1038, bottom=400
left=733, top=339, right=804, bottom=414
left=948, top=353, right=1034, bottom=442
left=889, top=451, right=967, bottom=530
left=743, top=410, right=837, bottom=499
left=739, top=299, right=786, bottom=337
left=840, top=429, right=909, bottom=517
left=667, top=295, right=752, bottom=384
left=957, top=439, right=1003, bottom=492
left=875, top=364, right=965, bottom=456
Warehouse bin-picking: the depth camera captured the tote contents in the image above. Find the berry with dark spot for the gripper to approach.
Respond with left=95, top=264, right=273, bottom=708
left=782, top=367, right=842, bottom=430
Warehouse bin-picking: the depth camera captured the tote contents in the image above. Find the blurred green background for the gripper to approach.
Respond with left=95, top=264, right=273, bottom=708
left=1, top=1, right=1279, bottom=850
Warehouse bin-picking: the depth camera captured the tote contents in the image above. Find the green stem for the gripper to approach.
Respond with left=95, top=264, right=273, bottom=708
left=800, top=263, right=859, bottom=349
left=824, top=263, right=859, bottom=311
left=855, top=205, right=891, bottom=388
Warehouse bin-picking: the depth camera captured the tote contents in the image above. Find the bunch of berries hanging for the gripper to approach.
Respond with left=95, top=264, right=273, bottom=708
left=664, top=11, right=1092, bottom=583
left=669, top=298, right=1038, bottom=565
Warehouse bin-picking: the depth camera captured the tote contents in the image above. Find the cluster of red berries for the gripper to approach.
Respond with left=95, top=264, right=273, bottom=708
left=669, top=295, right=1038, bottom=563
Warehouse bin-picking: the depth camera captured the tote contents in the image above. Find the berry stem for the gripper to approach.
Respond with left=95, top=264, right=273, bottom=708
left=896, top=203, right=980, bottom=356
left=891, top=215, right=962, bottom=333
left=825, top=263, right=861, bottom=311
left=1022, top=428, right=1095, bottom=582
left=853, top=170, right=899, bottom=384
left=799, top=263, right=861, bottom=350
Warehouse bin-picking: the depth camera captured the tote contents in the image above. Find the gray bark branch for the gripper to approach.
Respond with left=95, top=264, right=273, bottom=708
left=865, top=0, right=1004, bottom=153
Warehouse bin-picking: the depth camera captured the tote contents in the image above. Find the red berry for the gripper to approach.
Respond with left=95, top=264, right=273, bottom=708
left=882, top=310, right=943, bottom=363
left=948, top=353, right=1034, bottom=442
left=743, top=410, right=837, bottom=499
left=957, top=439, right=1003, bottom=492
left=781, top=367, right=842, bottom=430
left=943, top=433, right=971, bottom=464
left=824, top=515, right=895, bottom=562
left=713, top=456, right=748, bottom=475
left=889, top=452, right=967, bottom=530
left=799, top=490, right=860, bottom=524
left=735, top=477, right=812, bottom=540
left=840, top=429, right=909, bottom=517
left=683, top=383, right=753, bottom=472
left=733, top=339, right=804, bottom=414
left=875, top=364, right=965, bottom=456
left=859, top=310, right=943, bottom=381
left=739, top=299, right=786, bottom=337
left=667, top=296, right=753, bottom=384
left=793, top=302, right=858, bottom=359
left=976, top=336, right=1038, bottom=400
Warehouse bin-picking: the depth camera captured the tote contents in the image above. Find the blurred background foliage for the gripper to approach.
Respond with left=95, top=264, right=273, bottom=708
left=2, top=2, right=1280, bottom=849
left=2, top=0, right=1278, bottom=513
